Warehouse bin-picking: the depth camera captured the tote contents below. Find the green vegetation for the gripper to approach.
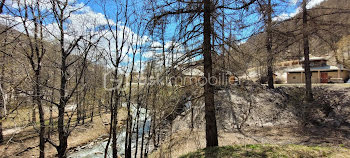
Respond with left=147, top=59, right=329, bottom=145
left=180, top=144, right=350, bottom=158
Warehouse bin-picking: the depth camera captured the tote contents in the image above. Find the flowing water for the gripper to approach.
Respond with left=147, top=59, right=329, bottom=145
left=68, top=105, right=150, bottom=158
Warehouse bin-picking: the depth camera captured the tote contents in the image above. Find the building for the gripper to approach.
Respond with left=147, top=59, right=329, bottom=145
left=276, top=60, right=300, bottom=68
left=286, top=57, right=350, bottom=83
left=174, top=65, right=237, bottom=86
left=182, top=67, right=204, bottom=85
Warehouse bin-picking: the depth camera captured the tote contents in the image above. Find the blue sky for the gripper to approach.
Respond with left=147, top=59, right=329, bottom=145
left=74, top=0, right=327, bottom=69
left=78, top=0, right=324, bottom=41
left=0, top=0, right=326, bottom=70
left=1, top=0, right=327, bottom=44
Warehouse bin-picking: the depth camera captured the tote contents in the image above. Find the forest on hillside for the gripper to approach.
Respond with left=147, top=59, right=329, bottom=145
left=1, top=0, right=350, bottom=158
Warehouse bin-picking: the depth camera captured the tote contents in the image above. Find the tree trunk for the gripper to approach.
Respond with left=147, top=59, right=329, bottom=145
left=57, top=104, right=67, bottom=158
left=0, top=52, right=5, bottom=144
left=76, top=68, right=81, bottom=124
left=203, top=0, right=218, bottom=147
left=145, top=116, right=152, bottom=158
left=266, top=0, right=274, bottom=89
left=104, top=91, right=113, bottom=158
left=140, top=60, right=153, bottom=158
left=221, top=0, right=225, bottom=69
left=111, top=66, right=123, bottom=158
left=91, top=87, right=96, bottom=123
left=48, top=94, right=53, bottom=139
left=82, top=105, right=85, bottom=125
left=134, top=57, right=143, bottom=158
left=302, top=0, right=313, bottom=102
left=81, top=75, right=88, bottom=125
left=32, top=12, right=45, bottom=157
left=0, top=0, right=5, bottom=14
left=32, top=102, right=36, bottom=123
left=112, top=90, right=119, bottom=158
left=37, top=93, right=45, bottom=158
left=48, top=70, right=56, bottom=139
left=134, top=107, right=140, bottom=158
left=125, top=52, right=136, bottom=158
left=151, top=91, right=157, bottom=149
left=34, top=70, right=45, bottom=158
left=0, top=83, right=4, bottom=144
left=57, top=39, right=68, bottom=157
left=191, top=107, right=194, bottom=130
left=140, top=106, right=148, bottom=158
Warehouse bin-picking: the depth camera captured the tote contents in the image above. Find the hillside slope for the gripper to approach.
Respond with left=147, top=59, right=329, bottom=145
left=150, top=84, right=350, bottom=157
left=237, top=0, right=350, bottom=74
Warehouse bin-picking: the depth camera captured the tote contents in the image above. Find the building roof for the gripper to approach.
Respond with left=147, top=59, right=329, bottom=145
left=300, top=56, right=327, bottom=61
left=182, top=68, right=204, bottom=76
left=286, top=65, right=349, bottom=73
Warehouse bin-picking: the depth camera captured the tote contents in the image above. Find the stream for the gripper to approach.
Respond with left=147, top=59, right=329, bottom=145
left=68, top=105, right=150, bottom=158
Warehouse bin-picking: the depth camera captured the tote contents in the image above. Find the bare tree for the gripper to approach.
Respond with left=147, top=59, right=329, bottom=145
left=125, top=11, right=145, bottom=158
left=100, top=0, right=130, bottom=155
left=202, top=0, right=218, bottom=147
left=0, top=62, right=4, bottom=144
left=265, top=0, right=274, bottom=89
left=0, top=29, right=6, bottom=144
left=0, top=0, right=5, bottom=14
left=45, top=1, right=102, bottom=157
left=15, top=0, right=48, bottom=156
left=302, top=0, right=313, bottom=102
left=47, top=68, right=56, bottom=139
left=149, top=0, right=258, bottom=147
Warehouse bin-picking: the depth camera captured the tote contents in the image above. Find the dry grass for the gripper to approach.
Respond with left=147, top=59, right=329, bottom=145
left=149, top=130, right=260, bottom=158
left=3, top=105, right=69, bottom=129
left=3, top=108, right=34, bottom=129
left=180, top=144, right=350, bottom=158
left=149, top=126, right=350, bottom=158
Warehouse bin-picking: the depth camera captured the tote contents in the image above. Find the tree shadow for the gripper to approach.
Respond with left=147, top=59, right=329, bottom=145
left=281, top=86, right=350, bottom=146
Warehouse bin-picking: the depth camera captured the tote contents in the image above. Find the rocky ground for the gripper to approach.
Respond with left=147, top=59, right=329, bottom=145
left=150, top=84, right=350, bottom=157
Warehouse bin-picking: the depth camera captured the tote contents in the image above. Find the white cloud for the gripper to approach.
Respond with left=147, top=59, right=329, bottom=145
left=67, top=6, right=115, bottom=36
left=274, top=0, right=326, bottom=21
left=7, top=0, right=75, bottom=11
left=238, top=40, right=247, bottom=45
left=290, top=0, right=298, bottom=5
left=273, top=13, right=291, bottom=21
left=143, top=51, right=154, bottom=58
left=0, top=14, right=26, bottom=32
left=306, top=0, right=325, bottom=9
left=1, top=0, right=146, bottom=52
left=1, top=0, right=179, bottom=72
left=151, top=41, right=162, bottom=48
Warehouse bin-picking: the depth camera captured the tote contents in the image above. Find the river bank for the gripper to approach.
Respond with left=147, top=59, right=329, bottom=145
left=68, top=106, right=151, bottom=158
left=0, top=110, right=127, bottom=158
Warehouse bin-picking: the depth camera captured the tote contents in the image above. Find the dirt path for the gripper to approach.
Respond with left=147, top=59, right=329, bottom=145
left=3, top=127, right=23, bottom=136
